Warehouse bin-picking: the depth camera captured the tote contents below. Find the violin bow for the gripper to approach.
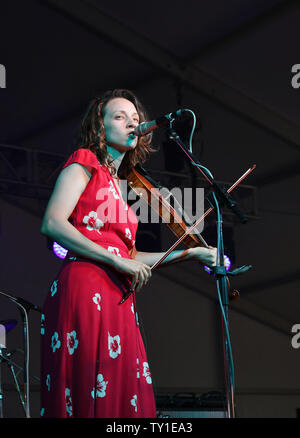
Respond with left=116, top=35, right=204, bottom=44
left=150, top=164, right=256, bottom=270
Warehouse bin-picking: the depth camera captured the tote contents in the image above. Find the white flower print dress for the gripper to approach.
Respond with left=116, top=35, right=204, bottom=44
left=40, top=149, right=156, bottom=418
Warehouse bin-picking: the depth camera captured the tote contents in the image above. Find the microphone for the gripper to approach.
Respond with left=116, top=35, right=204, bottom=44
left=133, top=109, right=184, bottom=137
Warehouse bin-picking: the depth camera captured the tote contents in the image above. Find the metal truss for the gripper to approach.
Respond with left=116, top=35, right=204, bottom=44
left=0, top=143, right=258, bottom=224
left=0, top=143, right=66, bottom=201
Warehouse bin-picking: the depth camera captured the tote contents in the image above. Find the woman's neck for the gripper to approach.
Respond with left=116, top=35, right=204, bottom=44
left=106, top=144, right=125, bottom=176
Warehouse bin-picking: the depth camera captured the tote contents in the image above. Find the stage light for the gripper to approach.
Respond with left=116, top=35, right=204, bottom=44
left=52, top=242, right=68, bottom=259
left=204, top=254, right=231, bottom=274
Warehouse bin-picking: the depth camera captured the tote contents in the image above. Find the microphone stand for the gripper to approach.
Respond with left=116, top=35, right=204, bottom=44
left=0, top=291, right=42, bottom=418
left=166, top=127, right=249, bottom=418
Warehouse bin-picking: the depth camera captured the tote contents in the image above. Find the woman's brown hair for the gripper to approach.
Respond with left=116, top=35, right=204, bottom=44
left=77, top=89, right=154, bottom=177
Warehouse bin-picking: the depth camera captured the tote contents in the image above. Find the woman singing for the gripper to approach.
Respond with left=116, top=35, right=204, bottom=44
left=40, top=89, right=216, bottom=418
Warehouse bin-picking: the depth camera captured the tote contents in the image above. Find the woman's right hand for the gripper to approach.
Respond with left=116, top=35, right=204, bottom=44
left=189, top=246, right=217, bottom=267
left=113, top=257, right=152, bottom=293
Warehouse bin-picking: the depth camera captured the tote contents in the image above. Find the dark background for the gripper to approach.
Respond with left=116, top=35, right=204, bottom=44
left=0, top=0, right=300, bottom=418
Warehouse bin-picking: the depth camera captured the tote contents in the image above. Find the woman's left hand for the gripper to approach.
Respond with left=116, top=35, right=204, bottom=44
left=189, top=246, right=217, bottom=267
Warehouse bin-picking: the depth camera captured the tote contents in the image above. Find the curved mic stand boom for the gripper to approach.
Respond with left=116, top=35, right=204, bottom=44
left=165, top=126, right=254, bottom=418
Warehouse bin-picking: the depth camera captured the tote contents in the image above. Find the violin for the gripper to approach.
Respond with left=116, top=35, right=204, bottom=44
left=121, top=164, right=255, bottom=302
left=126, top=164, right=208, bottom=250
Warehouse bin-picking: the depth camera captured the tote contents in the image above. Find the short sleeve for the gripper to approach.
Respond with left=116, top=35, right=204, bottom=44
left=62, top=148, right=100, bottom=174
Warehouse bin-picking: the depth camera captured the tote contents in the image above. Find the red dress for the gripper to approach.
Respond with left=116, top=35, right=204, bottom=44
left=40, top=148, right=156, bottom=418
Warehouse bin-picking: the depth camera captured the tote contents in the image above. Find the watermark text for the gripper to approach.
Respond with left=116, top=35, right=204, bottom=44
left=0, top=64, right=6, bottom=88
left=291, top=64, right=300, bottom=89
left=291, top=324, right=300, bottom=349
left=93, top=180, right=204, bottom=233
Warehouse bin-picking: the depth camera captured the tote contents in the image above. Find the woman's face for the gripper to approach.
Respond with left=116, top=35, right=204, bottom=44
left=103, top=97, right=139, bottom=151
